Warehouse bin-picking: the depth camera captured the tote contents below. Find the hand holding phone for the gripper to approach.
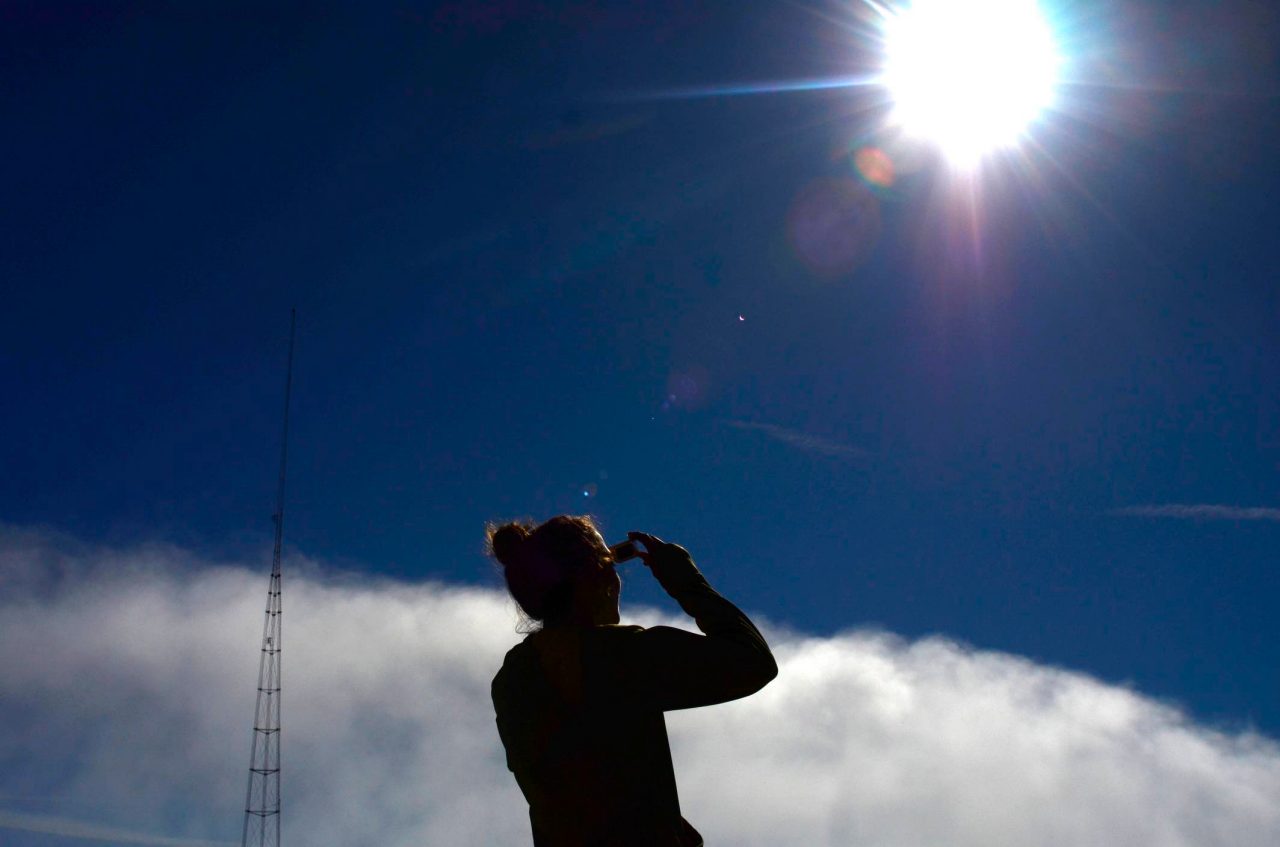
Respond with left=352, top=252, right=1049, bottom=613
left=608, top=539, right=640, bottom=563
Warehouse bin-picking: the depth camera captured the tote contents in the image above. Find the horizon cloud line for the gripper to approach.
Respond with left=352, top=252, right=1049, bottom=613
left=0, top=810, right=236, bottom=847
left=2, top=526, right=1279, bottom=846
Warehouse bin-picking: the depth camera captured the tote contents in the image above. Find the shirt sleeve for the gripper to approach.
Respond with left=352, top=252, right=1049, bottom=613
left=622, top=544, right=778, bottom=711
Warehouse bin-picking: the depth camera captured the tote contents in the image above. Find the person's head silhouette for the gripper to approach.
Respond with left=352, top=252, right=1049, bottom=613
left=488, top=515, right=621, bottom=627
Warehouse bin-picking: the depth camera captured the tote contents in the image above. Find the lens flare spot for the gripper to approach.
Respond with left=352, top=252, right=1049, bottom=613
left=786, top=178, right=881, bottom=280
left=663, top=366, right=710, bottom=411
left=855, top=146, right=896, bottom=188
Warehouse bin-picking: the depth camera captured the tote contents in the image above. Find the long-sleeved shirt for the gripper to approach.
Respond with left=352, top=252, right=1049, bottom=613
left=491, top=546, right=777, bottom=847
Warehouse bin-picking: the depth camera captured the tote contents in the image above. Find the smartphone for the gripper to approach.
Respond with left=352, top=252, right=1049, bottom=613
left=608, top=539, right=640, bottom=564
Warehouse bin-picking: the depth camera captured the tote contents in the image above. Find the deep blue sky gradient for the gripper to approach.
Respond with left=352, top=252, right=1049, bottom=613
left=3, top=1, right=1278, bottom=733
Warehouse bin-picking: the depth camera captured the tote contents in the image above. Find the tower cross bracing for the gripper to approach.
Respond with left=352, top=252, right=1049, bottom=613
left=242, top=310, right=295, bottom=847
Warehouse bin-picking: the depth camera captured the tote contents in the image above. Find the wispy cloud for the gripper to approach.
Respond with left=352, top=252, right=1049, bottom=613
left=1, top=528, right=1278, bottom=847
left=725, top=420, right=870, bottom=461
left=1111, top=504, right=1280, bottom=522
left=0, top=811, right=234, bottom=847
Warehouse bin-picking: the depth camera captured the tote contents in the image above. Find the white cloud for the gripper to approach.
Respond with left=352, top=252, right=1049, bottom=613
left=1, top=526, right=1278, bottom=847
left=725, top=420, right=870, bottom=461
left=1111, top=504, right=1280, bottom=522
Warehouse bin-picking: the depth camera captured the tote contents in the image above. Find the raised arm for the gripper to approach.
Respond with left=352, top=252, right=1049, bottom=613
left=622, top=531, right=778, bottom=711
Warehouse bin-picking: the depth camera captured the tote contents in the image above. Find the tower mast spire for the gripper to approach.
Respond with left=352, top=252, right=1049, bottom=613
left=243, top=309, right=295, bottom=847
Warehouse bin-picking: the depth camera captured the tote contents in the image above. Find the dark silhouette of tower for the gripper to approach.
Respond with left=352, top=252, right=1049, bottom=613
left=242, top=310, right=295, bottom=847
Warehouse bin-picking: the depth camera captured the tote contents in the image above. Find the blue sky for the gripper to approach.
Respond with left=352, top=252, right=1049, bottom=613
left=2, top=3, right=1279, bottom=842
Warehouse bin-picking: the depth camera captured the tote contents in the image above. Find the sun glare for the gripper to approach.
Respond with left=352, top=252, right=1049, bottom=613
left=882, top=0, right=1061, bottom=166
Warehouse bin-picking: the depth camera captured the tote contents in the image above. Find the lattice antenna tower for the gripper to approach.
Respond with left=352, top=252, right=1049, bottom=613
left=242, top=309, right=296, bottom=847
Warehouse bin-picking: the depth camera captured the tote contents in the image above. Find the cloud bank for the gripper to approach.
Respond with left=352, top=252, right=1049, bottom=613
left=1112, top=504, right=1280, bottom=522
left=1, top=526, right=1278, bottom=847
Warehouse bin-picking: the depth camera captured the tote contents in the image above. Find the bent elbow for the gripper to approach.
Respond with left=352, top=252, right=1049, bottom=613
left=760, top=653, right=779, bottom=687
left=717, top=642, right=780, bottom=699
left=745, top=652, right=778, bottom=695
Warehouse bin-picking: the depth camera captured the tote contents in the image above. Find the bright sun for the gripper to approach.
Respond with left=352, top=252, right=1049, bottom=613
left=882, top=0, right=1061, bottom=166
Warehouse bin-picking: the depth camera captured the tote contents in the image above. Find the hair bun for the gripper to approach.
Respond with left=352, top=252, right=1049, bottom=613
left=489, top=522, right=532, bottom=568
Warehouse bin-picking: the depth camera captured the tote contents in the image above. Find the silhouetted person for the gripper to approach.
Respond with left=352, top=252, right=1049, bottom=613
left=489, top=515, right=778, bottom=846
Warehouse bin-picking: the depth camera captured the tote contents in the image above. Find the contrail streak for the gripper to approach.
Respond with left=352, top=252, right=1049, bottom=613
left=725, top=420, right=871, bottom=461
left=1110, top=504, right=1280, bottom=522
